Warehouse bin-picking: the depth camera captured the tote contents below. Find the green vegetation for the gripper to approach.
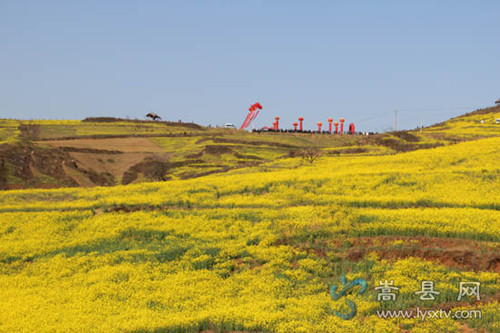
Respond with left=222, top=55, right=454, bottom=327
left=0, top=106, right=498, bottom=189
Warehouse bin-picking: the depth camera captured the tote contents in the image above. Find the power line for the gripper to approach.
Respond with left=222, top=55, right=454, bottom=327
left=354, top=110, right=394, bottom=123
left=354, top=104, right=492, bottom=124
left=397, top=105, right=491, bottom=112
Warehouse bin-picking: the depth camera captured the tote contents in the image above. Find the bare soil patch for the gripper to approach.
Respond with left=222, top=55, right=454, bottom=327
left=342, top=236, right=500, bottom=273
left=43, top=137, right=164, bottom=153
left=202, top=145, right=234, bottom=155
left=69, top=152, right=151, bottom=181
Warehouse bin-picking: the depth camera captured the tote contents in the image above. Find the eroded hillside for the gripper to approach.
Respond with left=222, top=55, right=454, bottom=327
left=0, top=106, right=498, bottom=190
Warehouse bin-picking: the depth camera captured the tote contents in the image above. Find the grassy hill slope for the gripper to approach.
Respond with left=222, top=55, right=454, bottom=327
left=1, top=105, right=498, bottom=190
left=0, top=110, right=498, bottom=332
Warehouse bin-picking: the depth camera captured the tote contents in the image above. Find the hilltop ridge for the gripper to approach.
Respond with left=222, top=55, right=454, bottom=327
left=1, top=105, right=498, bottom=190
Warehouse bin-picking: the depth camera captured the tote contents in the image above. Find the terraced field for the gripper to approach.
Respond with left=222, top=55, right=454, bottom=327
left=0, top=108, right=498, bottom=332
left=1, top=107, right=498, bottom=189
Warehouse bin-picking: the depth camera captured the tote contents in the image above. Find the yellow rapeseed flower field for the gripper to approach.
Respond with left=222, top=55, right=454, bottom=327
left=0, top=135, right=498, bottom=332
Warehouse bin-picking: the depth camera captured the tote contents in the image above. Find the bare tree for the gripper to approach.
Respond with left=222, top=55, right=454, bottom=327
left=301, top=148, right=322, bottom=164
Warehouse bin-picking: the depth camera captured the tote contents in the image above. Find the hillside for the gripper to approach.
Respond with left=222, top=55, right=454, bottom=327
left=1, top=106, right=498, bottom=190
left=0, top=108, right=498, bottom=332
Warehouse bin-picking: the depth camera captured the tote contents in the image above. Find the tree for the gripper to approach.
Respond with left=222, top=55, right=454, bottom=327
left=301, top=147, right=322, bottom=164
left=146, top=112, right=162, bottom=121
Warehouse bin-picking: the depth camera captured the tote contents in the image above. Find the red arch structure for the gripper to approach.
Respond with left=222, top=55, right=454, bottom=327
left=349, top=123, right=355, bottom=134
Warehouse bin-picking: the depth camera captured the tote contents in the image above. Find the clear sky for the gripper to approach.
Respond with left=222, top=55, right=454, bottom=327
left=1, top=1, right=499, bottom=132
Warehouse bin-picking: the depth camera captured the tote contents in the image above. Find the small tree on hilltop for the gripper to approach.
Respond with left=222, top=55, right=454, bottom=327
left=146, top=112, right=162, bottom=121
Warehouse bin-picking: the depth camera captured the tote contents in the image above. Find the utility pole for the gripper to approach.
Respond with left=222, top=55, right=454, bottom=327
left=420, top=116, right=423, bottom=132
left=394, top=109, right=398, bottom=131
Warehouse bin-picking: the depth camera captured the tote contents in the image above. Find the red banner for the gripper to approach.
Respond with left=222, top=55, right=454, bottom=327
left=240, top=102, right=262, bottom=129
left=240, top=111, right=256, bottom=129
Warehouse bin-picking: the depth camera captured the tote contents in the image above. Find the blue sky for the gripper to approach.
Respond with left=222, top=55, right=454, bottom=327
left=1, top=1, right=499, bottom=132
